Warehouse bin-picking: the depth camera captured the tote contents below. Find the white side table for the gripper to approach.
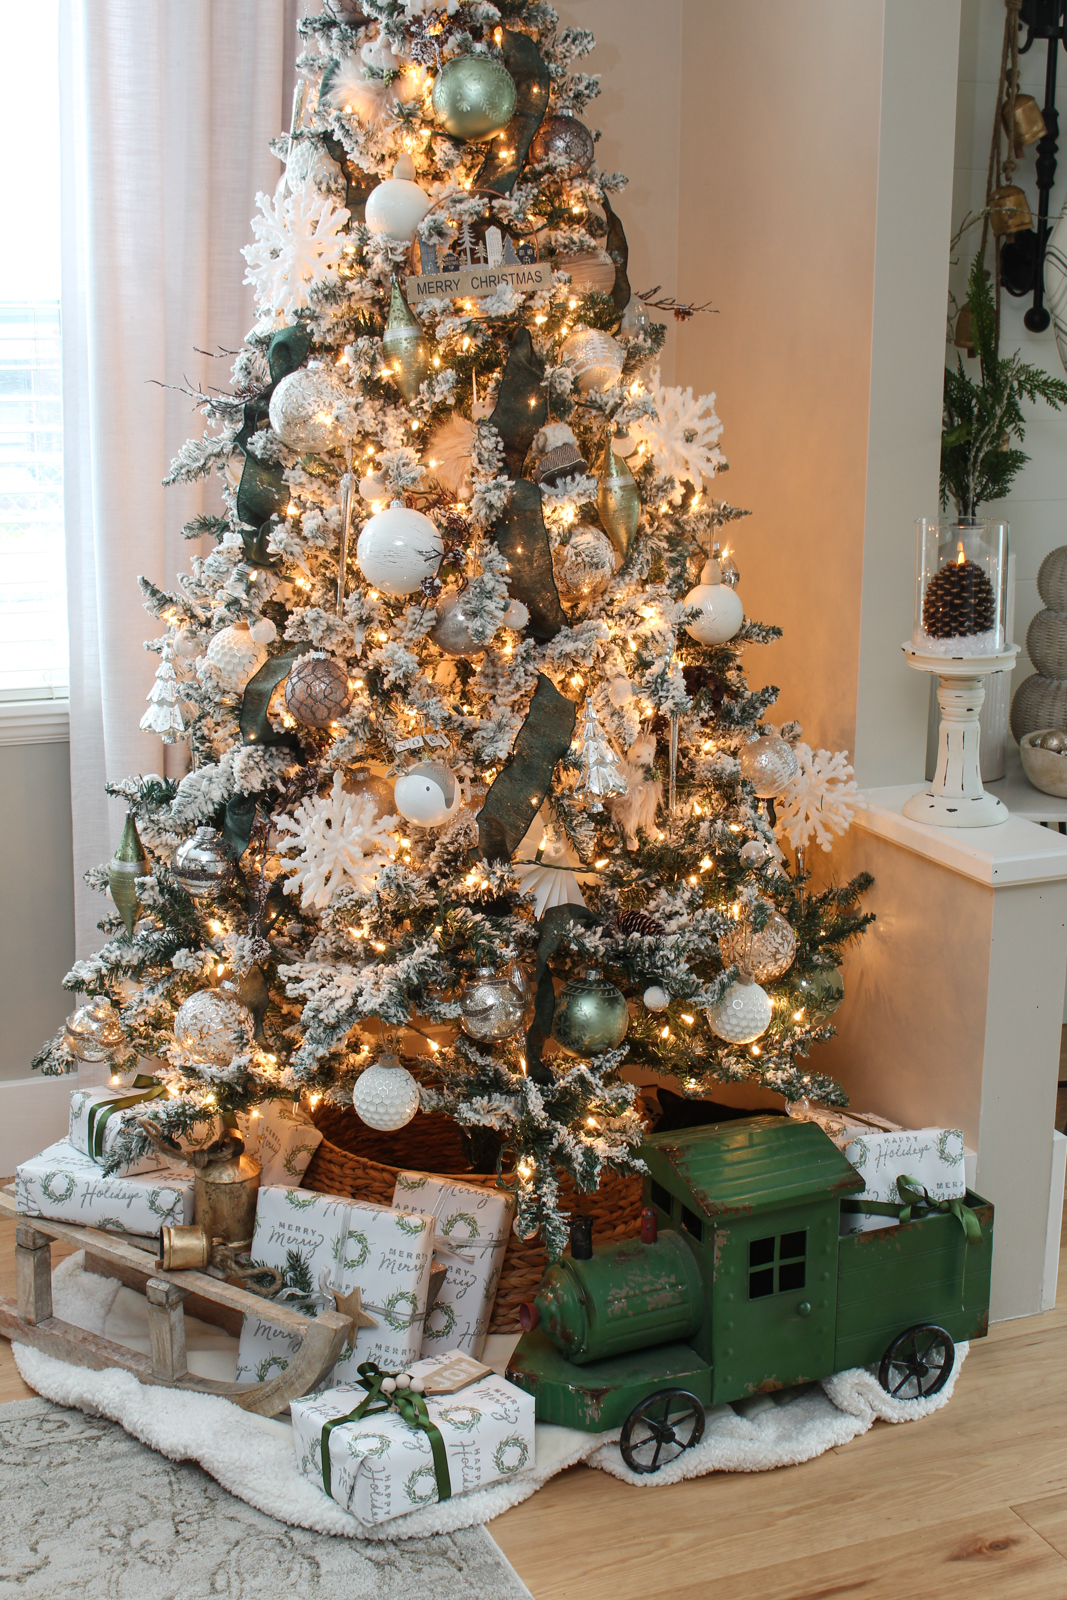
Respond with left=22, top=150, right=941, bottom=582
left=809, top=786, right=1067, bottom=1321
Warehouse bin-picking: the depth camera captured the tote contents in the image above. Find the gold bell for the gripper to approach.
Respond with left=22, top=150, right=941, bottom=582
left=953, top=304, right=976, bottom=358
left=158, top=1224, right=212, bottom=1270
left=989, top=185, right=1033, bottom=236
left=1001, top=93, right=1046, bottom=153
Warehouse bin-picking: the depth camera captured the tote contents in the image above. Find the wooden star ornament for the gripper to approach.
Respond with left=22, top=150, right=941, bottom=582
left=329, top=1284, right=377, bottom=1329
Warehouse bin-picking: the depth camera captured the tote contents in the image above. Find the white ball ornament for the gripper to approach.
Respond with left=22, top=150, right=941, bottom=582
left=393, top=761, right=462, bottom=828
left=249, top=617, right=277, bottom=645
left=359, top=473, right=388, bottom=503
left=356, top=502, right=443, bottom=596
left=202, top=621, right=267, bottom=692
left=268, top=365, right=348, bottom=453
left=643, top=985, right=670, bottom=1012
left=502, top=599, right=529, bottom=630
left=380, top=1375, right=398, bottom=1394
left=408, top=1375, right=425, bottom=1394
left=706, top=980, right=773, bottom=1045
left=364, top=158, right=431, bottom=243
left=351, top=1053, right=421, bottom=1132
left=608, top=676, right=634, bottom=707
left=683, top=583, right=744, bottom=646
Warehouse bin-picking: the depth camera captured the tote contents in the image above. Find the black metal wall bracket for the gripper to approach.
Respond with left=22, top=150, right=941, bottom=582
left=1000, top=0, right=1067, bottom=330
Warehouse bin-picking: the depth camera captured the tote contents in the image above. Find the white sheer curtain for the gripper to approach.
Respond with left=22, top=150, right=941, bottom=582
left=60, top=0, right=300, bottom=954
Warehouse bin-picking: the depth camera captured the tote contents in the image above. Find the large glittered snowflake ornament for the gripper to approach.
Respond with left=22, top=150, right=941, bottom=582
left=243, top=188, right=350, bottom=315
left=633, top=370, right=726, bottom=504
left=276, top=773, right=398, bottom=910
left=776, top=744, right=858, bottom=853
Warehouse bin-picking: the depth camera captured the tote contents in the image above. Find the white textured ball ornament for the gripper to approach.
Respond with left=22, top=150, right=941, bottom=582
left=356, top=503, right=443, bottom=596
left=268, top=366, right=347, bottom=452
left=365, top=159, right=431, bottom=242
left=643, top=985, right=670, bottom=1012
left=203, top=622, right=267, bottom=692
left=393, top=760, right=462, bottom=828
left=561, top=326, right=625, bottom=392
left=684, top=583, right=744, bottom=646
left=706, top=980, right=773, bottom=1044
left=352, top=1053, right=420, bottom=1132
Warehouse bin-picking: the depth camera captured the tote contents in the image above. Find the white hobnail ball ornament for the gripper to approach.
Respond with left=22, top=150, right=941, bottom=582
left=203, top=622, right=267, bottom=692
left=268, top=365, right=348, bottom=453
left=684, top=583, right=744, bottom=646
left=356, top=503, right=443, bottom=596
left=352, top=1054, right=420, bottom=1131
left=561, top=326, right=625, bottom=392
left=502, top=599, right=529, bottom=629
left=706, top=980, right=773, bottom=1044
left=285, top=139, right=346, bottom=199
left=394, top=760, right=463, bottom=828
left=365, top=163, right=432, bottom=242
left=643, top=985, right=670, bottom=1012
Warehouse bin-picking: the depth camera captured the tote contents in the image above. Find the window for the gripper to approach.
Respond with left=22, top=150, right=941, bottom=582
left=0, top=0, right=66, bottom=702
left=650, top=1179, right=672, bottom=1215
left=748, top=1230, right=807, bottom=1299
left=680, top=1204, right=704, bottom=1243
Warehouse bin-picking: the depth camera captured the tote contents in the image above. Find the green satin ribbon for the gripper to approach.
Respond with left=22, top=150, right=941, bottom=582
left=319, top=1362, right=451, bottom=1506
left=86, top=1076, right=166, bottom=1162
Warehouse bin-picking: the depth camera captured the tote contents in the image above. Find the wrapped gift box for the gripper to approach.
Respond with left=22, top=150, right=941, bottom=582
left=291, top=1353, right=535, bottom=1526
left=391, top=1171, right=514, bottom=1359
left=841, top=1126, right=966, bottom=1233
left=238, top=1100, right=323, bottom=1189
left=68, top=1085, right=220, bottom=1174
left=235, top=1185, right=435, bottom=1387
left=16, top=1139, right=194, bottom=1234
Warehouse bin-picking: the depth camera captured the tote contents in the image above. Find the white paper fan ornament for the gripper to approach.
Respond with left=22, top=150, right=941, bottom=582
left=512, top=807, right=592, bottom=918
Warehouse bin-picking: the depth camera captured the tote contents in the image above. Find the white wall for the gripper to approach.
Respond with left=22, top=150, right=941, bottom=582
left=953, top=0, right=1067, bottom=705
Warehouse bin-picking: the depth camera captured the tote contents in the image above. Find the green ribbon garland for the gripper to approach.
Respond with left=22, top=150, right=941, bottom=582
left=233, top=325, right=313, bottom=566
left=474, top=30, right=551, bottom=196
left=86, top=1076, right=166, bottom=1162
left=319, top=1362, right=452, bottom=1506
left=490, top=482, right=566, bottom=642
left=238, top=642, right=312, bottom=750
left=525, top=902, right=598, bottom=1085
left=489, top=328, right=549, bottom=479
left=603, top=196, right=631, bottom=320
left=840, top=1173, right=982, bottom=1303
left=477, top=674, right=576, bottom=864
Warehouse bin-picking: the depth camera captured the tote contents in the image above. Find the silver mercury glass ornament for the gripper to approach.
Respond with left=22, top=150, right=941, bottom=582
left=459, top=967, right=526, bottom=1042
left=65, top=996, right=125, bottom=1062
left=738, top=735, right=800, bottom=799
left=173, top=984, right=254, bottom=1068
left=430, top=592, right=486, bottom=658
left=172, top=827, right=236, bottom=899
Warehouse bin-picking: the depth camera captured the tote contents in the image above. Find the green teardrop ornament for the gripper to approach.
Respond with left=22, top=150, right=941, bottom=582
left=597, top=449, right=641, bottom=562
left=109, top=812, right=149, bottom=937
left=382, top=280, right=432, bottom=403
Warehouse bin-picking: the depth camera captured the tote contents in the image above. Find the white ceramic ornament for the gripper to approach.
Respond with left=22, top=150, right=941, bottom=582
left=706, top=980, right=773, bottom=1044
left=268, top=365, right=348, bottom=452
left=365, top=158, right=431, bottom=243
left=351, top=1053, right=420, bottom=1131
left=502, top=599, right=529, bottom=630
left=202, top=622, right=267, bottom=692
left=356, top=503, right=443, bottom=596
left=684, top=583, right=744, bottom=646
left=643, top=985, right=669, bottom=1012
left=393, top=760, right=462, bottom=827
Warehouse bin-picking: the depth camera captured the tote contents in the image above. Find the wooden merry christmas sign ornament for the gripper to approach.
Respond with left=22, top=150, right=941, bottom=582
left=403, top=193, right=548, bottom=304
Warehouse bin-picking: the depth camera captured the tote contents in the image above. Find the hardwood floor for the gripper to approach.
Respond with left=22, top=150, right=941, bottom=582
left=3, top=1123, right=1067, bottom=1597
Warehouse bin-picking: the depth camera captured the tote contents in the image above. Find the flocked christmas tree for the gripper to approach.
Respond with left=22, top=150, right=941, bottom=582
left=37, top=0, right=873, bottom=1255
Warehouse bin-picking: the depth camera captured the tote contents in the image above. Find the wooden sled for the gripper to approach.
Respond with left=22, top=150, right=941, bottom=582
left=0, top=1189, right=352, bottom=1416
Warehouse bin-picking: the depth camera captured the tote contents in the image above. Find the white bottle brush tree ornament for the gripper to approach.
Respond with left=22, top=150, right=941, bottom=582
left=32, top=5, right=873, bottom=1257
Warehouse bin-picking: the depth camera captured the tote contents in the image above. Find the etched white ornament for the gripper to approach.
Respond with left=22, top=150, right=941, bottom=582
left=561, top=326, right=625, bottom=392
left=739, top=735, right=800, bottom=799
left=393, top=760, right=462, bottom=827
left=720, top=904, right=797, bottom=982
left=202, top=622, right=267, bottom=692
left=173, top=986, right=254, bottom=1067
left=356, top=502, right=443, bottom=596
left=684, top=583, right=744, bottom=645
left=706, top=980, right=773, bottom=1044
left=553, top=524, right=617, bottom=607
left=268, top=365, right=348, bottom=452
left=352, top=1053, right=420, bottom=1131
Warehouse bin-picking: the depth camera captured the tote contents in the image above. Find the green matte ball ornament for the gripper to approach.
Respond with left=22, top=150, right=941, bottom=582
left=109, top=812, right=150, bottom=937
left=431, top=55, right=517, bottom=141
left=794, top=966, right=845, bottom=1025
left=551, top=968, right=630, bottom=1056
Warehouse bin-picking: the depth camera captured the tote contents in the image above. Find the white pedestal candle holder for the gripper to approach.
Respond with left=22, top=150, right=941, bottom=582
left=902, top=646, right=1018, bottom=826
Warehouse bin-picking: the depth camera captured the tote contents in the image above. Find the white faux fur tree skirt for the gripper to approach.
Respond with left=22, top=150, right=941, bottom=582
left=12, top=1253, right=966, bottom=1541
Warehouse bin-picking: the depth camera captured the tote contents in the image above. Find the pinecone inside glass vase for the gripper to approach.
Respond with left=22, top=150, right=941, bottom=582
left=922, top=556, right=995, bottom=640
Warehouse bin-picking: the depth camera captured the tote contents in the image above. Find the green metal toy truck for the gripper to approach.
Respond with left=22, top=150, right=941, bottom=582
left=506, top=1116, right=993, bottom=1472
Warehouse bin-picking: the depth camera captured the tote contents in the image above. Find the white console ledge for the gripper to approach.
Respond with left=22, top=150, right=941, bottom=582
left=810, top=784, right=1067, bottom=1322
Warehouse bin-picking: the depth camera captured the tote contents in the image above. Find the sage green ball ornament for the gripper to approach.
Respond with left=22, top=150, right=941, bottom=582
left=431, top=55, right=517, bottom=141
left=551, top=968, right=630, bottom=1056
left=794, top=966, right=845, bottom=1024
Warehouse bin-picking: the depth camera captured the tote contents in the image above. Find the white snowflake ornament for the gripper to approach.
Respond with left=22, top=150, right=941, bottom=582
left=775, top=744, right=858, bottom=853
left=243, top=188, right=350, bottom=315
left=633, top=370, right=726, bottom=504
left=276, top=772, right=398, bottom=910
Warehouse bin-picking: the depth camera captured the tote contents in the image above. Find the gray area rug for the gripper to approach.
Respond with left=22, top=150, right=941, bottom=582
left=0, top=1397, right=532, bottom=1600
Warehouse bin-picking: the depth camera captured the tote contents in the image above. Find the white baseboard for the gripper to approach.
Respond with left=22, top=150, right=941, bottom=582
left=1042, top=1129, right=1067, bottom=1312
left=0, top=1075, right=74, bottom=1175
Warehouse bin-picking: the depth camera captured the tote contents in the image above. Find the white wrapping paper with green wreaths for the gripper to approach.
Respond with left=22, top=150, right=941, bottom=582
left=841, top=1127, right=966, bottom=1234
left=392, top=1172, right=515, bottom=1360
left=15, top=1139, right=193, bottom=1232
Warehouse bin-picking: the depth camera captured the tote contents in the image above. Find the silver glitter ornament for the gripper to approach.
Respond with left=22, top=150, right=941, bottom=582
left=284, top=652, right=354, bottom=729
left=529, top=113, right=595, bottom=175
left=352, top=1053, right=420, bottom=1131
left=65, top=996, right=125, bottom=1062
left=431, top=55, right=517, bottom=141
left=719, top=903, right=797, bottom=982
left=739, top=735, right=799, bottom=799
left=268, top=365, right=348, bottom=453
left=174, top=985, right=254, bottom=1067
left=172, top=826, right=236, bottom=898
left=430, top=592, right=486, bottom=658
left=553, top=524, right=617, bottom=608
left=551, top=969, right=630, bottom=1056
left=459, top=967, right=526, bottom=1042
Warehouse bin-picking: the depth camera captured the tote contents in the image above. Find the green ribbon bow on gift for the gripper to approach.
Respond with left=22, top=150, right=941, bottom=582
left=319, top=1362, right=452, bottom=1506
left=85, top=1076, right=166, bottom=1163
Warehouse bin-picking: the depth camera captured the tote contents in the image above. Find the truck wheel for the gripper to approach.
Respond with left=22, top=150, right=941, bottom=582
left=878, top=1324, right=954, bottom=1400
left=619, top=1388, right=705, bottom=1474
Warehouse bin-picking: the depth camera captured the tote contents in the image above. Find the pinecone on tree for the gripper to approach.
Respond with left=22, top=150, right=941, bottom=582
left=922, top=558, right=996, bottom=638
left=617, top=909, right=664, bottom=937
